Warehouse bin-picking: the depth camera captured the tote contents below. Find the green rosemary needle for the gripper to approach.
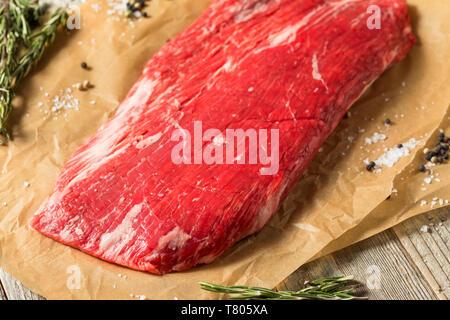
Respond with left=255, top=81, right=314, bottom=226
left=200, top=276, right=368, bottom=300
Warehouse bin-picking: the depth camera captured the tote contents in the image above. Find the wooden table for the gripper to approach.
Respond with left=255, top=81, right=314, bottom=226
left=1, top=207, right=448, bottom=300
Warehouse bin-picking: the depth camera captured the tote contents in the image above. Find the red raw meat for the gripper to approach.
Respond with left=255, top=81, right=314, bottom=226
left=30, top=0, right=415, bottom=274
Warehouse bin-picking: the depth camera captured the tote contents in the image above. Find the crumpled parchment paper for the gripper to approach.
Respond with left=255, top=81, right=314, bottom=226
left=0, top=0, right=448, bottom=299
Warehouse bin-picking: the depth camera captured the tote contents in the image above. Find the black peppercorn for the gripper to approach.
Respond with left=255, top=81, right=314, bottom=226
left=418, top=164, right=426, bottom=172
left=425, top=151, right=435, bottom=161
left=385, top=118, right=391, bottom=125
left=81, top=62, right=88, bottom=69
left=398, top=144, right=403, bottom=148
left=366, top=161, right=376, bottom=171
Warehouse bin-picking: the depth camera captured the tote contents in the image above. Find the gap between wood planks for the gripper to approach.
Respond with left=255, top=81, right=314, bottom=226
left=279, top=206, right=449, bottom=300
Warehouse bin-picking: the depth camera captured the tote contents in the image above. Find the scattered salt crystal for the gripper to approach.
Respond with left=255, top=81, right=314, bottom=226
left=24, top=181, right=30, bottom=188
left=139, top=295, right=146, bottom=300
left=2, top=202, right=7, bottom=207
left=420, top=200, right=427, bottom=206
left=91, top=3, right=100, bottom=12
left=364, top=132, right=386, bottom=145
left=420, top=225, right=431, bottom=233
left=90, top=100, right=96, bottom=104
left=370, top=138, right=421, bottom=172
left=424, top=177, right=432, bottom=184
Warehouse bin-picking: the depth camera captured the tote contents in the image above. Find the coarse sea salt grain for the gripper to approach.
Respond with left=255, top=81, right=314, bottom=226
left=364, top=132, right=386, bottom=145
left=42, top=89, right=80, bottom=120
left=368, top=138, right=421, bottom=173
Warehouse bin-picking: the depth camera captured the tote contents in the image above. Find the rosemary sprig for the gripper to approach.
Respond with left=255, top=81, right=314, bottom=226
left=200, top=276, right=368, bottom=300
left=0, top=0, right=68, bottom=139
left=13, top=8, right=68, bottom=86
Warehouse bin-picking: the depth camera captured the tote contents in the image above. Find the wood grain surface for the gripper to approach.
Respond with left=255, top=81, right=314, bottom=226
left=0, top=207, right=448, bottom=300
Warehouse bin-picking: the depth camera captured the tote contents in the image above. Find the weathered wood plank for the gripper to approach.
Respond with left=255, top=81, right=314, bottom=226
left=0, top=269, right=44, bottom=300
left=392, top=207, right=449, bottom=299
left=281, top=228, right=438, bottom=300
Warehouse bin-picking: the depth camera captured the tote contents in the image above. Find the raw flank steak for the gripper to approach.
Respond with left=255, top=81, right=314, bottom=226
left=30, top=0, right=415, bottom=274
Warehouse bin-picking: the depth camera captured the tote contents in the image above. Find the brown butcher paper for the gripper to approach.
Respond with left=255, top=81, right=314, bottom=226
left=0, top=0, right=448, bottom=299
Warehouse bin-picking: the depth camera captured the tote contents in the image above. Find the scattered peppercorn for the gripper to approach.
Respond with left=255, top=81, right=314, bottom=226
left=366, top=161, right=376, bottom=171
left=398, top=144, right=403, bottom=148
left=81, top=62, right=88, bottom=69
left=425, top=151, right=436, bottom=161
left=418, top=130, right=449, bottom=173
left=126, top=0, right=146, bottom=16
left=142, top=12, right=148, bottom=17
left=385, top=118, right=391, bottom=125
left=83, top=80, right=90, bottom=89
